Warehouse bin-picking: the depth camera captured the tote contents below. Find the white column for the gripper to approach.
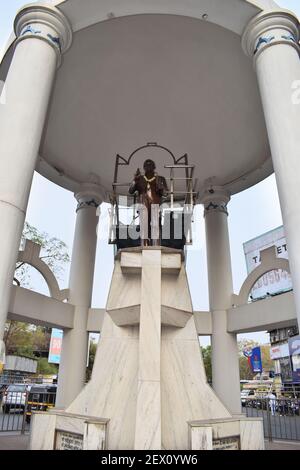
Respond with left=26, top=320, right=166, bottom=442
left=56, top=184, right=103, bottom=408
left=201, top=188, right=241, bottom=415
left=242, top=10, right=300, bottom=330
left=0, top=4, right=72, bottom=340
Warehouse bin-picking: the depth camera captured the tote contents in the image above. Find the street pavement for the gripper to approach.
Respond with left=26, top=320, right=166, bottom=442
left=0, top=433, right=300, bottom=451
left=0, top=433, right=29, bottom=450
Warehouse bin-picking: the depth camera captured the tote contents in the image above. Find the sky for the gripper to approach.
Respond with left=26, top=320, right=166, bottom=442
left=0, top=0, right=299, bottom=347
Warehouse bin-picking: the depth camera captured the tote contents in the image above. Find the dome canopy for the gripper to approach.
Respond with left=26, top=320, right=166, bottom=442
left=1, top=0, right=287, bottom=199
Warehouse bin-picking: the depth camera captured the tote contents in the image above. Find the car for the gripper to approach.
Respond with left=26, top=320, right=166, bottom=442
left=25, top=384, right=57, bottom=423
left=2, top=383, right=31, bottom=414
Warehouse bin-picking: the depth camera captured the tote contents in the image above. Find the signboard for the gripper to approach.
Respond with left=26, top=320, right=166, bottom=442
left=55, top=430, right=84, bottom=450
left=213, top=436, right=240, bottom=450
left=243, top=226, right=292, bottom=299
left=279, top=357, right=293, bottom=382
left=48, top=329, right=63, bottom=364
left=289, top=335, right=300, bottom=383
left=270, top=343, right=289, bottom=360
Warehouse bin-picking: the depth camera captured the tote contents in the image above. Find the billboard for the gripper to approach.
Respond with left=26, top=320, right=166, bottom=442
left=48, top=329, right=63, bottom=364
left=243, top=226, right=292, bottom=300
left=270, top=343, right=289, bottom=360
left=289, top=335, right=300, bottom=383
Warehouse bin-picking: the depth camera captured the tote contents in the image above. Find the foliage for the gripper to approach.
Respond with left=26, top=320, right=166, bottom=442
left=201, top=340, right=273, bottom=383
left=15, top=221, right=70, bottom=287
left=260, top=344, right=273, bottom=371
left=239, top=355, right=255, bottom=380
left=4, top=322, right=33, bottom=355
left=86, top=341, right=98, bottom=382
left=4, top=323, right=52, bottom=356
left=3, top=222, right=70, bottom=374
left=201, top=345, right=212, bottom=383
left=37, top=358, right=58, bottom=375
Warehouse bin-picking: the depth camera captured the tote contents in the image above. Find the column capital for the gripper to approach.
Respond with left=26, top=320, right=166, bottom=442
left=199, top=187, right=231, bottom=217
left=75, top=183, right=105, bottom=213
left=242, top=10, right=300, bottom=61
left=14, top=3, right=73, bottom=67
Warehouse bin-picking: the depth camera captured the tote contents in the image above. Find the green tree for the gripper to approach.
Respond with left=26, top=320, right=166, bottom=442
left=37, top=358, right=58, bottom=375
left=201, top=345, right=212, bottom=383
left=260, top=344, right=273, bottom=371
left=4, top=322, right=33, bottom=355
left=15, top=222, right=70, bottom=287
left=239, top=356, right=254, bottom=381
left=238, top=339, right=258, bottom=355
left=86, top=341, right=98, bottom=382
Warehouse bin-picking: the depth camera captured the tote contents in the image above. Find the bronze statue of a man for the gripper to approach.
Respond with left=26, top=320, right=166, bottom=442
left=129, top=159, right=168, bottom=247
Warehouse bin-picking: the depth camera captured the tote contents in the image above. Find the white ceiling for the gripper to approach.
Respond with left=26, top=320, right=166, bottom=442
left=37, top=13, right=271, bottom=198
left=1, top=0, right=285, bottom=198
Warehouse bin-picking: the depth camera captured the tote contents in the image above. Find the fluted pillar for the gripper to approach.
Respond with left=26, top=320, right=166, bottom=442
left=0, top=4, right=72, bottom=341
left=201, top=188, right=241, bottom=414
left=56, top=184, right=103, bottom=408
left=242, top=10, right=300, bottom=331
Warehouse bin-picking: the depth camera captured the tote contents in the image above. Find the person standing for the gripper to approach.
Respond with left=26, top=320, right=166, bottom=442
left=267, top=391, right=277, bottom=416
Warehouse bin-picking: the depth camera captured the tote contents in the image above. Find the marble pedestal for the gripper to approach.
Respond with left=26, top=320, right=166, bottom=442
left=189, top=417, right=264, bottom=450
left=30, top=410, right=108, bottom=450
left=30, top=248, right=264, bottom=450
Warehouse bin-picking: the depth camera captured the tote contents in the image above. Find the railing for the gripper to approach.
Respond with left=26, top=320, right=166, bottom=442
left=0, top=373, right=56, bottom=385
left=0, top=389, right=56, bottom=434
left=243, top=397, right=300, bottom=441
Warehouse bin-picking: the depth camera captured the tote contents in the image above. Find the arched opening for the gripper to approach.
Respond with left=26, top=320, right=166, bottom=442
left=14, top=263, right=51, bottom=297
left=248, top=269, right=292, bottom=302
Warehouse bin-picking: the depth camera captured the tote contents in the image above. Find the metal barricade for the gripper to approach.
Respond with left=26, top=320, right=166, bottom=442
left=243, top=397, right=300, bottom=441
left=0, top=385, right=57, bottom=434
left=0, top=389, right=29, bottom=433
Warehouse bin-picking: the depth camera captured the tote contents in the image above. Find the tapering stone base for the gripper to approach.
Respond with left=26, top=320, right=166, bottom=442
left=30, top=248, right=264, bottom=450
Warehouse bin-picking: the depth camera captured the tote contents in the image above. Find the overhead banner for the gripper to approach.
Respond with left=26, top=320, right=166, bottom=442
left=243, top=346, right=263, bottom=373
left=250, top=347, right=263, bottom=373
left=48, top=329, right=63, bottom=364
left=289, top=335, right=300, bottom=383
left=243, top=226, right=292, bottom=300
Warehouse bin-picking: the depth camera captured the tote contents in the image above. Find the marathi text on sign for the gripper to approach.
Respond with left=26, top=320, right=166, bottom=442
left=55, top=430, right=84, bottom=450
left=213, top=436, right=240, bottom=450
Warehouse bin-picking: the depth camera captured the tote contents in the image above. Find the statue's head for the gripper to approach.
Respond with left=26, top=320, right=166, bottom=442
left=143, top=159, right=156, bottom=173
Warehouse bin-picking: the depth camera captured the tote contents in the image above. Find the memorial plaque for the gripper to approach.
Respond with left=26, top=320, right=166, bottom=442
left=213, top=436, right=240, bottom=450
left=55, top=430, right=84, bottom=450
